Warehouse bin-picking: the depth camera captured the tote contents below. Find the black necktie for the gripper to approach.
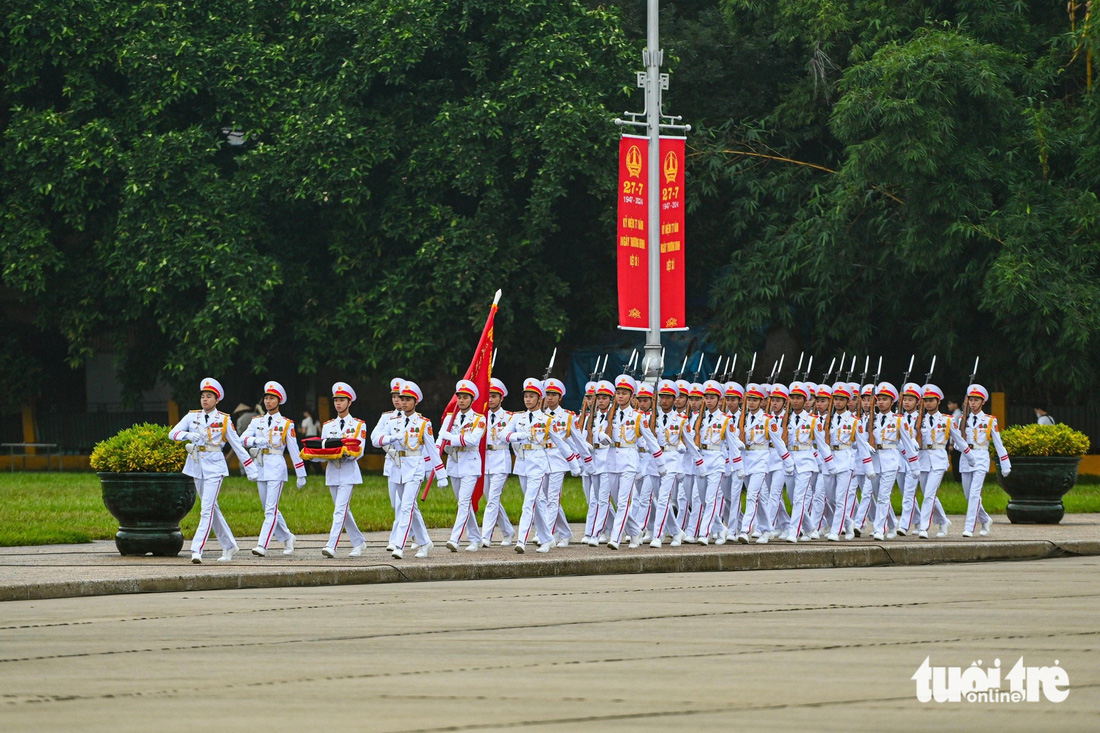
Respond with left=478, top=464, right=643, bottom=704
left=618, top=410, right=624, bottom=422
left=204, top=413, right=209, bottom=424
left=490, top=414, right=496, bottom=425
left=340, top=418, right=345, bottom=431
left=662, top=414, right=667, bottom=427
left=794, top=414, right=800, bottom=427
left=460, top=413, right=466, bottom=426
left=268, top=416, right=272, bottom=427
left=404, top=417, right=409, bottom=428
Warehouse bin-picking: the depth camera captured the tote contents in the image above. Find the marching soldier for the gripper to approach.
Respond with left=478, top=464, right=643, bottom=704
left=370, top=377, right=406, bottom=519
left=594, top=374, right=665, bottom=550
left=169, top=377, right=257, bottom=564
left=683, top=380, right=743, bottom=544
left=625, top=381, right=661, bottom=547
left=761, top=384, right=795, bottom=540
left=439, top=380, right=486, bottom=552
left=318, top=382, right=370, bottom=558
left=916, top=383, right=965, bottom=538
left=735, top=383, right=793, bottom=544
left=541, top=378, right=586, bottom=547
left=782, top=382, right=835, bottom=542
left=582, top=380, right=615, bottom=544
left=867, top=382, right=920, bottom=540
left=379, top=381, right=447, bottom=559
left=240, top=381, right=307, bottom=557
left=503, top=378, right=565, bottom=553
left=956, top=384, right=1012, bottom=537
left=675, top=382, right=704, bottom=534
left=479, top=378, right=517, bottom=546
left=896, top=382, right=952, bottom=536
left=648, top=379, right=688, bottom=547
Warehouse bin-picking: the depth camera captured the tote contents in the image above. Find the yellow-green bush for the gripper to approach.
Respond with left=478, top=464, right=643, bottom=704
left=1000, top=424, right=1091, bottom=457
left=90, top=423, right=187, bottom=472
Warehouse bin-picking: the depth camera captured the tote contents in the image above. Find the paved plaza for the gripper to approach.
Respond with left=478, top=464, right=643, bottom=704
left=1, top=556, right=1097, bottom=730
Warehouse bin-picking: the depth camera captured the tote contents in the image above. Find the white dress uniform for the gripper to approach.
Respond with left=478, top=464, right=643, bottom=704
left=674, top=382, right=703, bottom=529
left=594, top=375, right=663, bottom=549
left=319, top=404, right=369, bottom=555
left=370, top=376, right=406, bottom=512
left=440, top=382, right=486, bottom=551
left=168, top=377, right=256, bottom=562
left=240, top=381, right=307, bottom=556
left=866, top=383, right=921, bottom=539
left=851, top=384, right=878, bottom=533
left=380, top=382, right=448, bottom=557
left=782, top=402, right=835, bottom=541
left=503, top=379, right=559, bottom=551
left=736, top=385, right=793, bottom=543
left=581, top=381, right=616, bottom=542
left=915, top=384, right=969, bottom=536
left=648, top=393, right=689, bottom=547
left=956, top=384, right=1012, bottom=536
left=683, top=382, right=744, bottom=543
left=480, top=394, right=516, bottom=546
left=541, top=379, right=587, bottom=545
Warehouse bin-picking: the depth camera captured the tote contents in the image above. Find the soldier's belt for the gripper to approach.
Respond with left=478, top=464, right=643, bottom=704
left=924, top=443, right=947, bottom=450
left=831, top=444, right=852, bottom=451
left=967, top=442, right=988, bottom=449
left=193, top=446, right=221, bottom=453
left=698, top=444, right=722, bottom=452
left=260, top=448, right=281, bottom=455
left=746, top=445, right=770, bottom=451
left=612, top=441, right=636, bottom=449
left=878, top=442, right=898, bottom=449
left=521, top=443, right=549, bottom=451
left=451, top=445, right=477, bottom=453
left=789, top=444, right=814, bottom=452
left=486, top=445, right=509, bottom=451
left=395, top=450, right=414, bottom=457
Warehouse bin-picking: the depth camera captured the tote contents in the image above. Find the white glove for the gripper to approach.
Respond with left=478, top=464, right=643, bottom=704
left=185, top=432, right=205, bottom=444
left=511, top=432, right=530, bottom=443
left=438, top=430, right=455, bottom=443
left=866, top=445, right=877, bottom=455
left=569, top=463, right=581, bottom=477
left=657, top=464, right=668, bottom=478
left=598, top=432, right=613, bottom=446
left=1000, top=463, right=1011, bottom=478
left=784, top=464, right=794, bottom=476
left=245, top=468, right=258, bottom=481
left=250, top=437, right=269, bottom=449
left=737, top=469, right=745, bottom=480
left=866, top=469, right=877, bottom=481
left=295, top=476, right=306, bottom=488
left=966, top=451, right=977, bottom=468
left=436, top=475, right=449, bottom=488
left=185, top=443, right=197, bottom=455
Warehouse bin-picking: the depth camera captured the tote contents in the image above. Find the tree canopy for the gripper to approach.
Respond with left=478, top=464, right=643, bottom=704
left=2, top=0, right=1097, bottom=406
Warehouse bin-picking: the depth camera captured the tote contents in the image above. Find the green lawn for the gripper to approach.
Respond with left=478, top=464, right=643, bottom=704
left=1, top=472, right=1098, bottom=546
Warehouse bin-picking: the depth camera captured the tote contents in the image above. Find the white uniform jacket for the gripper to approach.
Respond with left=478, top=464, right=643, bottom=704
left=240, top=412, right=307, bottom=482
left=170, top=409, right=254, bottom=480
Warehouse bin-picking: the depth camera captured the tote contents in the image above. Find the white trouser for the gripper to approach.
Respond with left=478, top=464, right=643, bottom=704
left=738, top=472, right=770, bottom=535
left=592, top=472, right=622, bottom=540
left=962, top=470, right=991, bottom=533
left=686, top=470, right=722, bottom=539
left=448, top=476, right=484, bottom=546
left=854, top=474, right=872, bottom=528
left=827, top=469, right=858, bottom=537
left=326, top=484, right=365, bottom=550
left=727, top=477, right=744, bottom=537
left=605, top=471, right=638, bottom=545
left=651, top=474, right=682, bottom=538
left=806, top=472, right=831, bottom=534
left=480, top=473, right=515, bottom=541
left=918, top=469, right=949, bottom=532
left=626, top=475, right=656, bottom=539
left=718, top=474, right=734, bottom=531
left=387, top=476, right=400, bottom=511
left=391, top=479, right=430, bottom=550
left=190, top=477, right=234, bottom=555
left=676, top=474, right=694, bottom=527
left=517, top=473, right=553, bottom=547
left=543, top=472, right=572, bottom=541
left=871, top=470, right=899, bottom=535
left=762, top=470, right=793, bottom=534
left=784, top=471, right=815, bottom=538
left=898, top=470, right=921, bottom=531
left=583, top=473, right=601, bottom=537
left=255, top=480, right=292, bottom=549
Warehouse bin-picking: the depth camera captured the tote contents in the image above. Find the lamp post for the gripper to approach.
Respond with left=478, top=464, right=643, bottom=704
left=614, top=1, right=689, bottom=382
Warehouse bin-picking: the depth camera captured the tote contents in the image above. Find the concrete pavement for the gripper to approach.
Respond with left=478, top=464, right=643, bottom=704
left=0, top=558, right=1097, bottom=730
left=0, top=513, right=1098, bottom=601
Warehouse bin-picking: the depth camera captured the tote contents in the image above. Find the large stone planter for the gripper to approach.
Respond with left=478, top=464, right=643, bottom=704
left=996, top=456, right=1081, bottom=524
left=99, top=472, right=196, bottom=556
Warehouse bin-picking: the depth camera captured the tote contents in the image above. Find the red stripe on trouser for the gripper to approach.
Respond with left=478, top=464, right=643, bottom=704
left=335, top=497, right=353, bottom=549
left=197, top=479, right=224, bottom=553
left=400, top=491, right=417, bottom=548
left=262, top=482, right=284, bottom=548
left=614, top=487, right=632, bottom=544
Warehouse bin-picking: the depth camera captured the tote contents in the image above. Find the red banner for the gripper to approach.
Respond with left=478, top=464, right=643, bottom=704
left=659, top=137, right=686, bottom=331
left=421, top=296, right=496, bottom=511
left=616, top=135, right=687, bottom=331
left=617, top=135, right=649, bottom=330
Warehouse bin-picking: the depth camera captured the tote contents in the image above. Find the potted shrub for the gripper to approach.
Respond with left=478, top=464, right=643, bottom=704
left=91, top=423, right=195, bottom=556
left=997, top=424, right=1091, bottom=524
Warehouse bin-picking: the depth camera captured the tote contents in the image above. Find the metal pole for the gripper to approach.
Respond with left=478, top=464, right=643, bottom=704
left=644, top=0, right=663, bottom=381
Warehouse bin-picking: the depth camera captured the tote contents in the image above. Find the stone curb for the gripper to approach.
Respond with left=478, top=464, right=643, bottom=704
left=2, top=539, right=1096, bottom=602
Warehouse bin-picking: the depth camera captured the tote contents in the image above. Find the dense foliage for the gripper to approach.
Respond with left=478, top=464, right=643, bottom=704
left=90, top=423, right=187, bottom=472
left=2, top=0, right=1098, bottom=403
left=1001, top=423, right=1091, bottom=457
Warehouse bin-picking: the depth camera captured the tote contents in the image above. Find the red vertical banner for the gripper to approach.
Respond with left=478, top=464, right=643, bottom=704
left=658, top=136, right=686, bottom=331
left=617, top=135, right=649, bottom=330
